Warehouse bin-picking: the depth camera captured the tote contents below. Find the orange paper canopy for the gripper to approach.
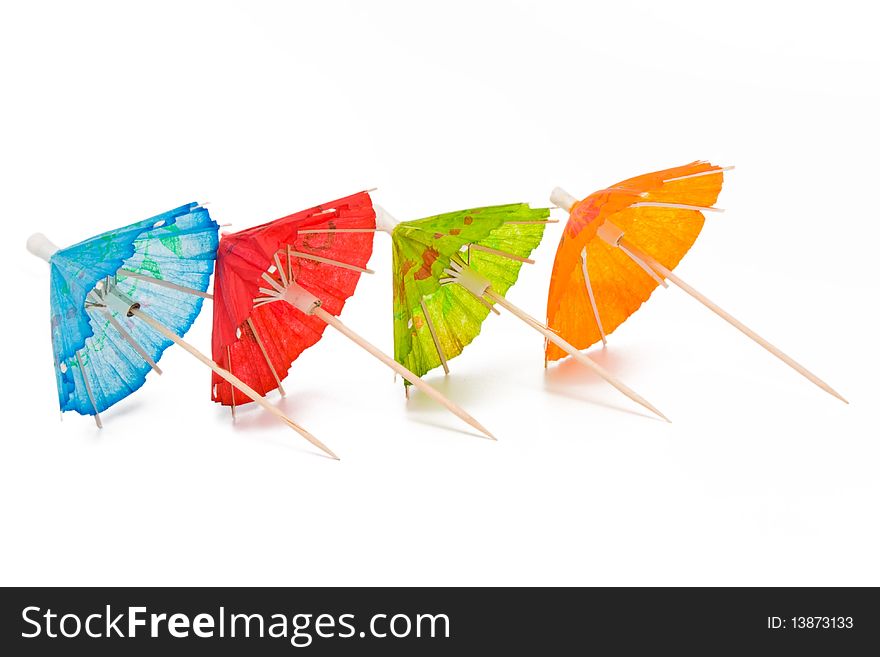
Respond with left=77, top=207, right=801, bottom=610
left=546, top=162, right=726, bottom=361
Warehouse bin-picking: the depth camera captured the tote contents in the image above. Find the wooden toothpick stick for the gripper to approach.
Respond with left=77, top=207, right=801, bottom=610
left=483, top=289, right=671, bottom=422
left=246, top=317, right=286, bottom=396
left=75, top=350, right=102, bottom=428
left=227, top=345, right=237, bottom=420
left=253, top=272, right=493, bottom=440
left=616, top=237, right=848, bottom=404
left=102, top=310, right=162, bottom=374
left=458, top=283, right=501, bottom=315
left=420, top=298, right=450, bottom=375
left=618, top=243, right=667, bottom=288
left=131, top=308, right=338, bottom=459
left=311, top=306, right=495, bottom=440
left=580, top=247, right=607, bottom=347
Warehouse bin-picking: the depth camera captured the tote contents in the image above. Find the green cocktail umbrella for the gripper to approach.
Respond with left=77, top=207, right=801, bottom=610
left=377, top=203, right=667, bottom=420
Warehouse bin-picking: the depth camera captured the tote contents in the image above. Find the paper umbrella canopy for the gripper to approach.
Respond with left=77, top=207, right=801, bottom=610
left=211, top=191, right=375, bottom=402
left=378, top=203, right=668, bottom=420
left=548, top=161, right=845, bottom=402
left=27, top=204, right=218, bottom=427
left=211, top=191, right=493, bottom=439
left=384, top=203, right=548, bottom=379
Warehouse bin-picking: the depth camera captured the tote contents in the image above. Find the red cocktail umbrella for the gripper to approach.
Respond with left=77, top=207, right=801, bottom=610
left=211, top=191, right=492, bottom=440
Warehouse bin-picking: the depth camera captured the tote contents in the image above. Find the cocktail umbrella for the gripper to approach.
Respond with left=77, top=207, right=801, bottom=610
left=376, top=203, right=668, bottom=420
left=211, top=191, right=493, bottom=439
left=25, top=204, right=330, bottom=457
left=548, top=161, right=846, bottom=402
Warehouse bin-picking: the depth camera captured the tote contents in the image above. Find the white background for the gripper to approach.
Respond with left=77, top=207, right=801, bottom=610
left=1, top=1, right=877, bottom=586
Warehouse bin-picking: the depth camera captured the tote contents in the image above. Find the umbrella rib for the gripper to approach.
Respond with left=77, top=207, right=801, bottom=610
left=505, top=219, right=559, bottom=225
left=75, top=350, right=102, bottom=428
left=458, top=284, right=500, bottom=315
left=297, top=228, right=378, bottom=234
left=227, top=345, right=236, bottom=419
left=580, top=247, right=607, bottom=347
left=261, top=272, right=285, bottom=294
left=102, top=310, right=162, bottom=374
left=444, top=258, right=499, bottom=314
left=630, top=201, right=724, bottom=213
left=246, top=317, right=286, bottom=396
left=118, top=269, right=213, bottom=299
left=290, top=251, right=374, bottom=274
left=419, top=298, right=450, bottom=375
left=663, top=166, right=734, bottom=183
left=468, top=243, right=535, bottom=264
left=273, top=253, right=288, bottom=287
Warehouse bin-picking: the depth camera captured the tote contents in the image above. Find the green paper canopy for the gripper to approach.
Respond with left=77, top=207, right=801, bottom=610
left=391, top=203, right=549, bottom=383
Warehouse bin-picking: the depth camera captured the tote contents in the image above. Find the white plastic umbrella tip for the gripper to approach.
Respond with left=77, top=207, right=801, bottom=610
left=26, top=233, right=60, bottom=262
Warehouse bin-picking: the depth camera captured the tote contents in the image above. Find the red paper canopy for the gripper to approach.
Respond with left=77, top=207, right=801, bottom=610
left=211, top=192, right=376, bottom=405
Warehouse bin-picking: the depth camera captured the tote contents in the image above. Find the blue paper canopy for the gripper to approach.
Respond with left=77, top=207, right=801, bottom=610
left=45, top=203, right=218, bottom=419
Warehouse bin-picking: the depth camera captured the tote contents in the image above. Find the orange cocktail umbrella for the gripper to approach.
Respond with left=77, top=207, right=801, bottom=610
left=547, top=161, right=846, bottom=402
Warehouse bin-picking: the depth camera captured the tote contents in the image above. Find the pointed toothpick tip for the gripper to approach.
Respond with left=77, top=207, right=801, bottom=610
left=477, top=425, right=497, bottom=440
left=463, top=418, right=496, bottom=441
left=831, top=389, right=849, bottom=404
left=818, top=382, right=848, bottom=404
left=647, top=403, right=671, bottom=424
left=304, top=432, right=339, bottom=460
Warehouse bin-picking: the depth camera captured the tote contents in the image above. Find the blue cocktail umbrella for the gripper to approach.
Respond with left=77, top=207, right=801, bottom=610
left=26, top=203, right=333, bottom=457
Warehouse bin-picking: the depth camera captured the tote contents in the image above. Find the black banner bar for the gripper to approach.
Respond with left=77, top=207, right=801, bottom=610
left=1, top=587, right=876, bottom=654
